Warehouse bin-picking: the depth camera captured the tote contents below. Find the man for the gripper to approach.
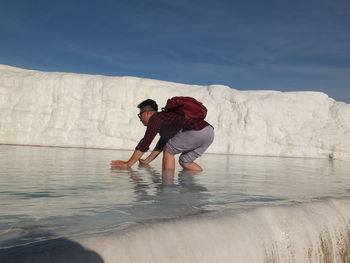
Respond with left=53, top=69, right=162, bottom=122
left=110, top=99, right=214, bottom=171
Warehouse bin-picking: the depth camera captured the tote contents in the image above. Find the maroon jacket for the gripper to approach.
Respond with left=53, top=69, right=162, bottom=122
left=136, top=112, right=211, bottom=152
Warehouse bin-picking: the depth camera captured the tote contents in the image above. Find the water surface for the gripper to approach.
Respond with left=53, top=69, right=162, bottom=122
left=1, top=145, right=349, bottom=248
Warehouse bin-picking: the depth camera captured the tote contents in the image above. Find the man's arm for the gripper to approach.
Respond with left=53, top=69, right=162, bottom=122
left=111, top=114, right=161, bottom=168
left=139, top=135, right=167, bottom=165
left=139, top=149, right=161, bottom=165
left=111, top=150, right=145, bottom=168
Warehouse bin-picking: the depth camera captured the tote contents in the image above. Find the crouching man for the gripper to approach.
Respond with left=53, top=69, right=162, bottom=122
left=110, top=99, right=214, bottom=171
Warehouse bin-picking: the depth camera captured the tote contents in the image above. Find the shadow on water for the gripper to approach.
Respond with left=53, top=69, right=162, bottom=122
left=0, top=234, right=103, bottom=263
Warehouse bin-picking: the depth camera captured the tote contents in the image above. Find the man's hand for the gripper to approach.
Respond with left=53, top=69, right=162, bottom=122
left=138, top=159, right=151, bottom=168
left=139, top=159, right=149, bottom=165
left=110, top=160, right=130, bottom=168
left=110, top=150, right=144, bottom=168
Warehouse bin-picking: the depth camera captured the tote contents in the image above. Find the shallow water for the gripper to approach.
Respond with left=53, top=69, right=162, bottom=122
left=1, top=145, right=350, bottom=251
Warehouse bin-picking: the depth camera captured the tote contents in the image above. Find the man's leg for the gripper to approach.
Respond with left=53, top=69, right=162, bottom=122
left=181, top=161, right=203, bottom=171
left=178, top=126, right=214, bottom=171
left=164, top=126, right=214, bottom=171
left=163, top=149, right=202, bottom=171
left=161, top=169, right=175, bottom=185
left=163, top=150, right=176, bottom=170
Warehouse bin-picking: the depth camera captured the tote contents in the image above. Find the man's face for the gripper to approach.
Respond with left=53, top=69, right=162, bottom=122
left=138, top=109, right=151, bottom=126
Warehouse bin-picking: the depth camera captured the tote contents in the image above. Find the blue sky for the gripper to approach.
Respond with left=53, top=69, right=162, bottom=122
left=1, top=0, right=349, bottom=102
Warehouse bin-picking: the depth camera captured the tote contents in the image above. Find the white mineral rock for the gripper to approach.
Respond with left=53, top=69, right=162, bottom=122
left=0, top=64, right=349, bottom=161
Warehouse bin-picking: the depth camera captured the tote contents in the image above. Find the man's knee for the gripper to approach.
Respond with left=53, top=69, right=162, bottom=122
left=163, top=150, right=175, bottom=161
left=180, top=162, right=188, bottom=168
left=179, top=151, right=200, bottom=166
left=164, top=150, right=173, bottom=157
left=181, top=162, right=203, bottom=171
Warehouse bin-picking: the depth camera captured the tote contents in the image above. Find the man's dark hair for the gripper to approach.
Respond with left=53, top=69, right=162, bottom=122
left=138, top=99, right=158, bottom=111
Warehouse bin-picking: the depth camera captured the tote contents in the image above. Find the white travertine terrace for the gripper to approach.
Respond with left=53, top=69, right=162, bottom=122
left=0, top=64, right=349, bottom=161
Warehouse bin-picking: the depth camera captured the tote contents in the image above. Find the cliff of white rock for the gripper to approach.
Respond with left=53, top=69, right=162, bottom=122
left=0, top=64, right=349, bottom=161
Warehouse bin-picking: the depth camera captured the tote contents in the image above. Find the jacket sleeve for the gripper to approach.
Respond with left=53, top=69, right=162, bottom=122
left=135, top=115, right=162, bottom=152
left=154, top=136, right=168, bottom=151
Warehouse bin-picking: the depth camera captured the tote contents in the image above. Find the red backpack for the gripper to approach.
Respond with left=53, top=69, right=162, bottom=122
left=162, top=97, right=207, bottom=120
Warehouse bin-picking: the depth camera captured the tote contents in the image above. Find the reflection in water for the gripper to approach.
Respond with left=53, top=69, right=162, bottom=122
left=111, top=165, right=210, bottom=219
